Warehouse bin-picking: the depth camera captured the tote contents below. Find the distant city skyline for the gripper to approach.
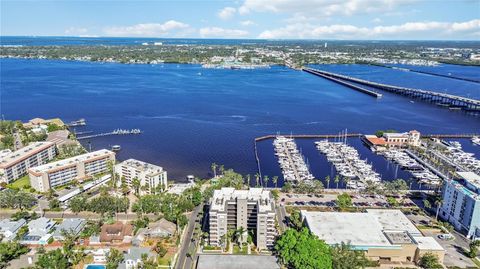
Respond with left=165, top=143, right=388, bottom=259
left=1, top=0, right=479, bottom=40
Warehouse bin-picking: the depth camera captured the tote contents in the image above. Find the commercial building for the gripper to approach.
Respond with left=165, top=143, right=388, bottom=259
left=363, top=130, right=421, bottom=152
left=0, top=142, right=57, bottom=184
left=440, top=172, right=480, bottom=239
left=28, top=149, right=115, bottom=192
left=0, top=218, right=27, bottom=242
left=114, top=159, right=167, bottom=195
left=209, top=188, right=276, bottom=250
left=302, top=209, right=444, bottom=265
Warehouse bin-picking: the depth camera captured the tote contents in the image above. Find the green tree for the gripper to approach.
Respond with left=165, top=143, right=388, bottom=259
left=418, top=252, right=442, bottom=269
left=35, top=249, right=70, bottom=269
left=272, top=176, right=279, bottom=188
left=275, top=228, right=332, bottom=269
left=49, top=198, right=60, bottom=210
left=289, top=209, right=304, bottom=230
left=386, top=197, right=399, bottom=207
left=106, top=248, right=124, bottom=269
left=331, top=242, right=369, bottom=269
left=325, top=175, right=331, bottom=189
left=334, top=175, right=340, bottom=189
left=211, top=163, right=217, bottom=178
left=468, top=240, right=480, bottom=258
left=132, top=177, right=141, bottom=195
left=423, top=200, right=432, bottom=211
left=336, top=193, right=352, bottom=210
left=0, top=241, right=29, bottom=268
left=263, top=175, right=269, bottom=187
left=282, top=182, right=293, bottom=193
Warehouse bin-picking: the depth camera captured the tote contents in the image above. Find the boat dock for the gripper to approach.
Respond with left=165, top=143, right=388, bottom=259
left=255, top=133, right=362, bottom=142
left=303, top=68, right=382, bottom=98
left=302, top=67, right=480, bottom=112
left=77, top=129, right=142, bottom=140
left=67, top=118, right=86, bottom=127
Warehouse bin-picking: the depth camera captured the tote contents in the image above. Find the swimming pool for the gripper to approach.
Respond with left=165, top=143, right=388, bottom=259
left=85, top=265, right=106, bottom=269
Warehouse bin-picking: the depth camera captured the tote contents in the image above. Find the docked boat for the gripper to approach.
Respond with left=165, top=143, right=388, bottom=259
left=111, top=145, right=121, bottom=151
left=472, top=136, right=480, bottom=146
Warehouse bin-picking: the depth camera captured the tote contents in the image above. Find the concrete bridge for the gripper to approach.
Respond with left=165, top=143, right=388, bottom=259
left=303, top=67, right=480, bottom=112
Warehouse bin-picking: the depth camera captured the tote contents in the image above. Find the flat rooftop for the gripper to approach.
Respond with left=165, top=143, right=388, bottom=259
left=29, top=149, right=114, bottom=174
left=211, top=187, right=274, bottom=212
left=458, top=172, right=480, bottom=191
left=413, top=236, right=444, bottom=251
left=119, top=159, right=165, bottom=174
left=0, top=142, right=54, bottom=168
left=196, top=254, right=280, bottom=269
left=302, top=211, right=393, bottom=249
left=367, top=209, right=421, bottom=236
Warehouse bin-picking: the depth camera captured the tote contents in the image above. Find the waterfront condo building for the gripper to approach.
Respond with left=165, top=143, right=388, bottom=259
left=440, top=172, right=480, bottom=239
left=28, top=149, right=115, bottom=192
left=114, top=159, right=167, bottom=195
left=0, top=142, right=56, bottom=184
left=209, top=188, right=276, bottom=250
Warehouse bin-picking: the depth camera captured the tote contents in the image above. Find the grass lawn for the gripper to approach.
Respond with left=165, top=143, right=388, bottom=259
left=7, top=174, right=31, bottom=189
left=472, top=257, right=480, bottom=268
left=233, top=245, right=248, bottom=255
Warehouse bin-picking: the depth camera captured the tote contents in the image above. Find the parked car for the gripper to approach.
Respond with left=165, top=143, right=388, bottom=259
left=438, top=234, right=454, bottom=240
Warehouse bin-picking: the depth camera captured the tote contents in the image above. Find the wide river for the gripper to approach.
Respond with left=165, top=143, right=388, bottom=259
left=1, top=58, right=479, bottom=186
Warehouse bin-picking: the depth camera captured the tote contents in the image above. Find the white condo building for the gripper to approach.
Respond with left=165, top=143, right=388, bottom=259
left=0, top=142, right=56, bottom=183
left=209, top=188, right=276, bottom=250
left=114, top=159, right=167, bottom=195
left=28, top=149, right=115, bottom=192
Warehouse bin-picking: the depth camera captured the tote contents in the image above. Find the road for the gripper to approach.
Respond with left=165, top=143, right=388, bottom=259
left=276, top=204, right=287, bottom=232
left=176, top=203, right=203, bottom=269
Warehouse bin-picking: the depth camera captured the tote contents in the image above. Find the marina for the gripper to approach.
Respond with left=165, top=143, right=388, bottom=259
left=273, top=136, right=314, bottom=183
left=77, top=129, right=142, bottom=140
left=315, top=139, right=381, bottom=189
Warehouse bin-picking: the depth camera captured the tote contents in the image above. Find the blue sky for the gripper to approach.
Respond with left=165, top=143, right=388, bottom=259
left=1, top=0, right=479, bottom=39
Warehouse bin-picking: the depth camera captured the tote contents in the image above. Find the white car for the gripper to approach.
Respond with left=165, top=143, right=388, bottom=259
left=438, top=233, right=454, bottom=240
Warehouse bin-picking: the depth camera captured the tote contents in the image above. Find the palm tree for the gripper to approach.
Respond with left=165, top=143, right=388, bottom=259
left=236, top=226, right=246, bottom=248
left=334, top=175, right=340, bottom=189
left=342, top=176, right=349, bottom=189
left=263, top=175, right=269, bottom=187
left=211, top=163, right=217, bottom=178
left=272, top=176, right=279, bottom=188
left=132, top=177, right=141, bottom=195
left=325, top=175, right=331, bottom=189
left=246, top=174, right=251, bottom=187
left=435, top=198, right=443, bottom=221
left=219, top=165, right=225, bottom=176
left=255, top=173, right=260, bottom=187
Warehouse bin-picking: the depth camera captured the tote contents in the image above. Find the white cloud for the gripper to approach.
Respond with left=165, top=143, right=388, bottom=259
left=239, top=0, right=416, bottom=17
left=372, top=18, right=382, bottom=24
left=218, top=7, right=236, bottom=20
left=103, top=20, right=190, bottom=37
left=65, top=27, right=88, bottom=35
left=199, top=27, right=249, bottom=38
left=258, top=19, right=480, bottom=39
left=240, top=20, right=256, bottom=26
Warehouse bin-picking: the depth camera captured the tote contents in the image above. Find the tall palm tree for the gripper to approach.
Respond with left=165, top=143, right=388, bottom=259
left=272, top=176, right=279, bottom=188
left=219, top=165, right=225, bottom=176
left=132, top=177, right=141, bottom=195
left=263, top=175, right=269, bottom=187
left=255, top=173, right=260, bottom=187
left=246, top=174, right=251, bottom=187
left=435, top=198, right=443, bottom=221
left=342, top=176, right=349, bottom=189
left=325, top=175, right=331, bottom=189
left=334, top=175, right=340, bottom=189
left=211, top=163, right=217, bottom=178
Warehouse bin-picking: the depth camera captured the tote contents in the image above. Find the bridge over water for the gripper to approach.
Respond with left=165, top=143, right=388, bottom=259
left=303, top=67, right=480, bottom=113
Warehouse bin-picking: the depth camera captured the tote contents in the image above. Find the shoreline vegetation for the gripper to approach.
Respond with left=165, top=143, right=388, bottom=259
left=1, top=43, right=479, bottom=67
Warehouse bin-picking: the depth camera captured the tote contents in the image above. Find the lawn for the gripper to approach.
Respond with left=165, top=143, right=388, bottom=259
left=7, top=174, right=31, bottom=189
left=233, top=245, right=248, bottom=255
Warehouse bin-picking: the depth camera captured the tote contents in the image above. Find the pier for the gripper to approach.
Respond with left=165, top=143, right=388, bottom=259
left=303, top=68, right=382, bottom=98
left=77, top=129, right=142, bottom=140
left=255, top=133, right=362, bottom=142
left=303, top=67, right=480, bottom=112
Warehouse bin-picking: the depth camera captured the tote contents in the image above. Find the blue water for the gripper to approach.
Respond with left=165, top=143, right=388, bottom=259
left=1, top=58, right=479, bottom=183
left=85, top=265, right=105, bottom=269
left=387, top=63, right=480, bottom=82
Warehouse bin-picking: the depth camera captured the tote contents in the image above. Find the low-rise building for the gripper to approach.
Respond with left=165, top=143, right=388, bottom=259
left=23, top=118, right=65, bottom=129
left=0, top=142, right=56, bottom=183
left=114, top=159, right=167, bottom=195
left=20, top=217, right=55, bottom=245
left=302, top=209, right=444, bottom=265
left=100, top=222, right=133, bottom=244
left=120, top=247, right=155, bottom=269
left=209, top=188, right=276, bottom=250
left=440, top=172, right=480, bottom=239
left=363, top=130, right=421, bottom=152
left=28, top=149, right=115, bottom=192
left=52, top=218, right=86, bottom=241
left=0, top=218, right=27, bottom=242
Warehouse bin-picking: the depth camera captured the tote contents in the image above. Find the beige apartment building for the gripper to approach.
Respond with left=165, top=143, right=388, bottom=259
left=0, top=142, right=56, bottom=183
left=28, top=149, right=115, bottom=192
left=209, top=188, right=276, bottom=250
left=114, top=159, right=168, bottom=194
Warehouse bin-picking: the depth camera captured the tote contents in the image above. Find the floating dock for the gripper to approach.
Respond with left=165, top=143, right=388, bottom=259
left=77, top=129, right=142, bottom=140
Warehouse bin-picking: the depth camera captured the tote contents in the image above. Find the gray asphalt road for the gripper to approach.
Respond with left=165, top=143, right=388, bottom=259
left=176, top=204, right=203, bottom=269
left=276, top=205, right=287, bottom=232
